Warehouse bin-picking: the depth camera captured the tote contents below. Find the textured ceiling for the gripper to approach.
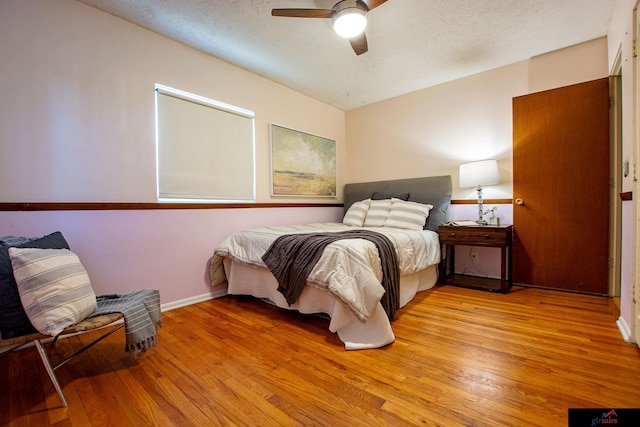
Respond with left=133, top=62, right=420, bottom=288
left=76, top=0, right=615, bottom=111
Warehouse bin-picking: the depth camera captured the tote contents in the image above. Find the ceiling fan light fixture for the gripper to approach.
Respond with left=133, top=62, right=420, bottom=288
left=332, top=7, right=367, bottom=38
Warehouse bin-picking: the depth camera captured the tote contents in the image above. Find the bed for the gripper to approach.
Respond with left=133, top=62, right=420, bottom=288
left=208, top=175, right=452, bottom=350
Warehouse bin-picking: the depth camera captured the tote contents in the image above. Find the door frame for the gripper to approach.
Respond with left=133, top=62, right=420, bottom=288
left=609, top=50, right=623, bottom=298
left=634, top=5, right=640, bottom=346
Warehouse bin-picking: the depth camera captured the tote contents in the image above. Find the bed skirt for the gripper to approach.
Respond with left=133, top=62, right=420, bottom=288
left=222, top=258, right=438, bottom=350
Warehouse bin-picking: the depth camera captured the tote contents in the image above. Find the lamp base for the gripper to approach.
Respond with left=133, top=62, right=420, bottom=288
left=476, top=186, right=485, bottom=225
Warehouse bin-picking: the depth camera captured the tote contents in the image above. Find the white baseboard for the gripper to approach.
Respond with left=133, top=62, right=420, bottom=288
left=616, top=315, right=634, bottom=343
left=160, top=287, right=228, bottom=312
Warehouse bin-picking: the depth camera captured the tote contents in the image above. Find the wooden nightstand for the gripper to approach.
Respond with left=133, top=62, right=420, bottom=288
left=438, top=224, right=513, bottom=293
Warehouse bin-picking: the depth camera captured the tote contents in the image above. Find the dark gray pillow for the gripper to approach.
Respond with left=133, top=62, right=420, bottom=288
left=0, top=231, right=70, bottom=339
left=423, top=196, right=451, bottom=232
left=372, top=192, right=410, bottom=201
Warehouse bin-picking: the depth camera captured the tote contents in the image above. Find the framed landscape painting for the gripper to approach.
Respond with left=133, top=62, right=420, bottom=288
left=270, top=124, right=336, bottom=197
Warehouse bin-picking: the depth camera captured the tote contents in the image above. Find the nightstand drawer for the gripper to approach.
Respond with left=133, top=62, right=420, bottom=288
left=439, top=229, right=508, bottom=245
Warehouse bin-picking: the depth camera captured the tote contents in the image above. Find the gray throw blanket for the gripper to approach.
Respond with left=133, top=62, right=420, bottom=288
left=262, top=230, right=400, bottom=320
left=91, top=289, right=162, bottom=354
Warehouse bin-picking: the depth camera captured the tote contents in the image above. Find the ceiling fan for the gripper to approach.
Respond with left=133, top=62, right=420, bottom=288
left=271, top=0, right=388, bottom=55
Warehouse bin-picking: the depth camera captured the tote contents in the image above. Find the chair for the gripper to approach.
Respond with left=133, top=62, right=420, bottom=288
left=0, top=313, right=124, bottom=407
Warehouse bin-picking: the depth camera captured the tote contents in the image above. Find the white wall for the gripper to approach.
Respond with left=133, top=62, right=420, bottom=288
left=346, top=37, right=609, bottom=202
left=0, top=0, right=345, bottom=203
left=0, top=0, right=345, bottom=306
left=607, top=0, right=637, bottom=342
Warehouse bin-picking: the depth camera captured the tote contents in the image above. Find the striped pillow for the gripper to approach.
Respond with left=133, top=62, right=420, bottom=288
left=8, top=248, right=97, bottom=336
left=385, top=199, right=433, bottom=230
left=343, top=199, right=371, bottom=227
left=363, top=199, right=393, bottom=227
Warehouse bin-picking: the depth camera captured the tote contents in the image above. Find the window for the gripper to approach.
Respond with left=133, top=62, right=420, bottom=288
left=155, top=84, right=255, bottom=202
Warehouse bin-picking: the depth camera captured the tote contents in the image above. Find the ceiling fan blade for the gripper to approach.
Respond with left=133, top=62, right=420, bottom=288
left=349, top=32, right=368, bottom=55
left=271, top=9, right=333, bottom=18
left=363, top=0, right=388, bottom=11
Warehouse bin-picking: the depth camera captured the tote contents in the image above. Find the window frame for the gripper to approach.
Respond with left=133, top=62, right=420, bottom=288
left=154, top=84, right=256, bottom=203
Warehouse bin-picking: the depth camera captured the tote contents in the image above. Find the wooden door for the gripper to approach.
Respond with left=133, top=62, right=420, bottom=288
left=512, top=78, right=609, bottom=294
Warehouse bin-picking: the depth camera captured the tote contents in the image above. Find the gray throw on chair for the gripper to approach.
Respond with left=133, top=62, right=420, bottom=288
left=91, top=289, right=162, bottom=354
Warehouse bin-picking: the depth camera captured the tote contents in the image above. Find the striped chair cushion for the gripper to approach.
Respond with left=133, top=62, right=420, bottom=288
left=385, top=199, right=433, bottom=230
left=8, top=248, right=97, bottom=337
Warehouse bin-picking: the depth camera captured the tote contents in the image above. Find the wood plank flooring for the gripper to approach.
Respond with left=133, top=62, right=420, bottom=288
left=2, top=285, right=639, bottom=426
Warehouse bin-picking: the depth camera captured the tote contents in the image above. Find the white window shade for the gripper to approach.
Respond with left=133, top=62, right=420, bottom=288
left=156, top=85, right=255, bottom=202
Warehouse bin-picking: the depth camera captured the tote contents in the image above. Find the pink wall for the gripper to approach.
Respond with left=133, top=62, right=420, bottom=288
left=0, top=207, right=343, bottom=307
left=449, top=203, right=513, bottom=278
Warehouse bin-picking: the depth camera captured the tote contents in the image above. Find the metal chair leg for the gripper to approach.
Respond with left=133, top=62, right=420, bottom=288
left=1, top=314, right=125, bottom=408
left=34, top=339, right=68, bottom=407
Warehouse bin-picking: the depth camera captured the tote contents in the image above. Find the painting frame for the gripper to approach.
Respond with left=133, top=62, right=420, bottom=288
left=269, top=124, right=337, bottom=197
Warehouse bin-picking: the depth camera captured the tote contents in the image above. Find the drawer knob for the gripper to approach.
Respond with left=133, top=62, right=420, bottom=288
left=449, top=232, right=456, bottom=237
left=484, top=234, right=490, bottom=238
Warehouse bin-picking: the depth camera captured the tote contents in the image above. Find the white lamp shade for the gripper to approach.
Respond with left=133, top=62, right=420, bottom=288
left=333, top=8, right=367, bottom=38
left=459, top=160, right=500, bottom=188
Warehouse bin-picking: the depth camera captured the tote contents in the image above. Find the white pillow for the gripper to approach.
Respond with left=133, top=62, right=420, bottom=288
left=363, top=199, right=393, bottom=227
left=343, top=199, right=371, bottom=227
left=9, top=248, right=97, bottom=336
left=385, top=199, right=433, bottom=230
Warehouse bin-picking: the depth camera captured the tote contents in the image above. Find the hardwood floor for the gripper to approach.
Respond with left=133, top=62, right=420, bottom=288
left=2, top=285, right=639, bottom=426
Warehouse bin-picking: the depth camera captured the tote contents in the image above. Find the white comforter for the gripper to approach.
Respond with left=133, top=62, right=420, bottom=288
left=209, top=223, right=440, bottom=322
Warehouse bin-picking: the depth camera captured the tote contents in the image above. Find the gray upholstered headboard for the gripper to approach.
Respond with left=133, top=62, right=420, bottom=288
left=343, top=175, right=452, bottom=232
